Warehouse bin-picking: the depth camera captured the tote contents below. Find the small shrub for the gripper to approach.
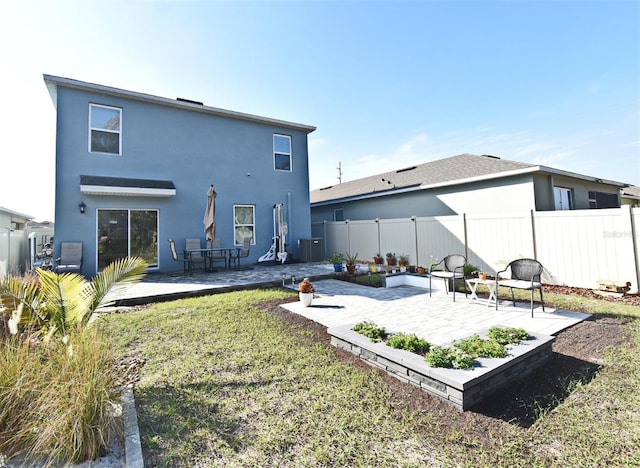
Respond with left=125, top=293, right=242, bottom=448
left=387, top=332, right=430, bottom=354
left=425, top=346, right=475, bottom=369
left=453, top=334, right=507, bottom=359
left=298, top=278, right=315, bottom=293
left=487, top=326, right=530, bottom=345
left=352, top=321, right=386, bottom=342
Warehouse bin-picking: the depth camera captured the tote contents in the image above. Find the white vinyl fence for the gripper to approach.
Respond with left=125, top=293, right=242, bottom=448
left=311, top=206, right=640, bottom=293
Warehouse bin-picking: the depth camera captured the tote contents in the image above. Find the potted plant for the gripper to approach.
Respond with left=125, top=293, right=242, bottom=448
left=345, top=252, right=358, bottom=274
left=327, top=252, right=344, bottom=273
left=298, top=277, right=315, bottom=307
left=417, top=266, right=426, bottom=275
left=398, top=254, right=409, bottom=267
left=386, top=252, right=396, bottom=266
left=373, top=253, right=384, bottom=265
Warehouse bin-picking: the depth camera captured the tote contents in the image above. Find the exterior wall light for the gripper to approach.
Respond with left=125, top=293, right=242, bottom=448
left=79, top=202, right=87, bottom=214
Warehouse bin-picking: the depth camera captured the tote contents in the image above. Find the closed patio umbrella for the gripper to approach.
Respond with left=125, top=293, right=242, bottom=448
left=203, top=185, right=217, bottom=242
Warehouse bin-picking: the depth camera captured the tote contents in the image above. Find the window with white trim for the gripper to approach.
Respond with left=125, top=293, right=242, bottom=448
left=273, top=134, right=291, bottom=171
left=97, top=209, right=157, bottom=270
left=234, top=205, right=255, bottom=245
left=90, top=104, right=121, bottom=154
left=553, top=187, right=573, bottom=210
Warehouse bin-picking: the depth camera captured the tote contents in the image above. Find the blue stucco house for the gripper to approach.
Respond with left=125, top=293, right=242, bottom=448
left=44, top=75, right=316, bottom=277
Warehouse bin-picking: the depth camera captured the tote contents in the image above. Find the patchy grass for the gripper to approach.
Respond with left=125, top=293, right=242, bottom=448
left=101, top=287, right=640, bottom=466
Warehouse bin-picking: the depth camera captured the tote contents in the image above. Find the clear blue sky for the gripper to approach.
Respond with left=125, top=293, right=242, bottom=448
left=2, top=0, right=638, bottom=221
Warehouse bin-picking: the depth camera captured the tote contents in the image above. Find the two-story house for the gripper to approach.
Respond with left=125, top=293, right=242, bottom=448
left=44, top=75, right=316, bottom=276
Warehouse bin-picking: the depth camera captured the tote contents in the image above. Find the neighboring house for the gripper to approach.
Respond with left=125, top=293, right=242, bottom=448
left=621, top=186, right=640, bottom=207
left=44, top=75, right=316, bottom=277
left=310, top=153, right=629, bottom=222
left=0, top=206, right=33, bottom=276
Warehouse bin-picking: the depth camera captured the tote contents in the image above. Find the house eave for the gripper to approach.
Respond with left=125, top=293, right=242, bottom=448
left=80, top=185, right=176, bottom=197
left=43, top=74, right=316, bottom=134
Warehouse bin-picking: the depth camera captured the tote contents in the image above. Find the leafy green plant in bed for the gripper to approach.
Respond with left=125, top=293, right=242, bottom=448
left=352, top=321, right=387, bottom=342
left=386, top=332, right=431, bottom=354
left=487, top=326, right=530, bottom=345
left=453, top=334, right=507, bottom=359
left=425, top=346, right=475, bottom=369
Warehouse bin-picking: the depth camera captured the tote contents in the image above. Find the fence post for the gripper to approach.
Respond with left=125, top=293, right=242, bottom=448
left=530, top=209, right=538, bottom=260
left=625, top=205, right=640, bottom=293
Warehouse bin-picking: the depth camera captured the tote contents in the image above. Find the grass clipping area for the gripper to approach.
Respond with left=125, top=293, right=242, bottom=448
left=102, top=288, right=640, bottom=467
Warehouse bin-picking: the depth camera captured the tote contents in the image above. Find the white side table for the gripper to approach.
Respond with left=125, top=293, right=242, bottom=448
left=465, top=278, right=497, bottom=306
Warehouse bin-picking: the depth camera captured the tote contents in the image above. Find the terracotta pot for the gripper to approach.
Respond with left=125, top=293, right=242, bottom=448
left=386, top=258, right=396, bottom=266
left=346, top=264, right=356, bottom=274
left=417, top=267, right=426, bottom=274
left=374, top=257, right=384, bottom=265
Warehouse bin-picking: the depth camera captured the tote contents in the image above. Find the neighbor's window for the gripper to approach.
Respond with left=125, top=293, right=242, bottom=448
left=234, top=205, right=255, bottom=245
left=554, top=187, right=573, bottom=210
left=588, top=191, right=618, bottom=209
left=90, top=104, right=121, bottom=154
left=274, top=134, right=292, bottom=171
left=97, top=209, right=158, bottom=270
left=334, top=209, right=345, bottom=222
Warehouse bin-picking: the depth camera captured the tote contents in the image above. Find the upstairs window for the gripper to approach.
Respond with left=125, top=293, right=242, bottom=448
left=90, top=104, right=121, bottom=154
left=554, top=187, right=573, bottom=210
left=274, top=134, right=291, bottom=171
left=334, top=209, right=345, bottom=222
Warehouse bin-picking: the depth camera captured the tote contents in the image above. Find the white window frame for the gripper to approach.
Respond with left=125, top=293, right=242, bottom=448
left=554, top=187, right=573, bottom=210
left=233, top=204, right=255, bottom=246
left=333, top=208, right=345, bottom=222
left=273, top=134, right=292, bottom=172
left=89, top=103, right=122, bottom=155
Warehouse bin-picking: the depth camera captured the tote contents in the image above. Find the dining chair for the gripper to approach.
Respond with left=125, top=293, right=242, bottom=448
left=229, top=237, right=251, bottom=269
left=185, top=238, right=207, bottom=273
left=207, top=238, right=227, bottom=269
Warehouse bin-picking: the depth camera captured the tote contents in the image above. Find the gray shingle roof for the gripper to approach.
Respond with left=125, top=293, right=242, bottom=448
left=310, top=154, right=536, bottom=204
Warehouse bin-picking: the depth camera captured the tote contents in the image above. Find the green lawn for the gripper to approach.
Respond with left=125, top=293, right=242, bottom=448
left=101, top=288, right=640, bottom=467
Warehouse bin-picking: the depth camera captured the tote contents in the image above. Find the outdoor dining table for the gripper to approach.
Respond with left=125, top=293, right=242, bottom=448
left=185, top=247, right=241, bottom=271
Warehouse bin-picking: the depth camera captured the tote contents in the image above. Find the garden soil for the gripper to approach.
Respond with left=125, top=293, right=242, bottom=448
left=264, top=284, right=639, bottom=445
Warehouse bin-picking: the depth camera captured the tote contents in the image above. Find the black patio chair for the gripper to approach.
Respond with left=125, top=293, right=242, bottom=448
left=495, top=258, right=545, bottom=317
left=429, top=254, right=467, bottom=302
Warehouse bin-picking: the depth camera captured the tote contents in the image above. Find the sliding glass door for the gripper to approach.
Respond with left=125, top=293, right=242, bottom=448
left=97, top=209, right=158, bottom=270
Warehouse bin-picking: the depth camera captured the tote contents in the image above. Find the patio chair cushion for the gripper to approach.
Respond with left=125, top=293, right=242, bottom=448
left=497, top=279, right=541, bottom=290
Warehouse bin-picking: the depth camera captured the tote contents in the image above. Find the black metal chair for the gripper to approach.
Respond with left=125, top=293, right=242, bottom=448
left=429, top=254, right=467, bottom=302
left=495, top=258, right=545, bottom=317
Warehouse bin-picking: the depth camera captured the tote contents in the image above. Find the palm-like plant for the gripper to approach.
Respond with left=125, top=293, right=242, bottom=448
left=1, top=257, right=148, bottom=343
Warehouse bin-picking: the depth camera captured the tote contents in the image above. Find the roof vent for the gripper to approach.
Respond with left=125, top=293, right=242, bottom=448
left=319, top=186, right=334, bottom=191
left=481, top=154, right=500, bottom=159
left=396, top=166, right=417, bottom=173
left=177, top=97, right=204, bottom=106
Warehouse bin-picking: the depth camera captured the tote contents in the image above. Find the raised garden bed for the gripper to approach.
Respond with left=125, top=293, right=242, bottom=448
left=329, top=324, right=555, bottom=411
